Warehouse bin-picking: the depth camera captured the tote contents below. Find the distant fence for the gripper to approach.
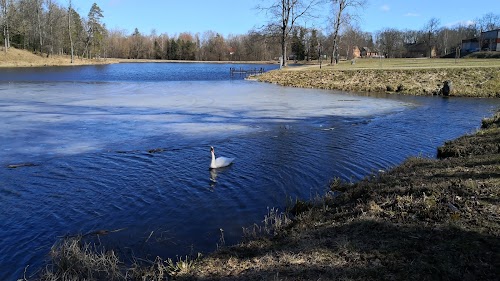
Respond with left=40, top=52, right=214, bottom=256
left=230, top=67, right=265, bottom=77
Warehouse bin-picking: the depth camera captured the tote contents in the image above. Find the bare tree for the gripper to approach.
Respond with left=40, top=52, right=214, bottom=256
left=376, top=28, right=404, bottom=58
left=68, top=0, right=73, bottom=62
left=475, top=13, right=500, bottom=34
left=0, top=0, right=10, bottom=52
left=330, top=0, right=366, bottom=64
left=259, top=0, right=319, bottom=67
left=423, top=17, right=440, bottom=58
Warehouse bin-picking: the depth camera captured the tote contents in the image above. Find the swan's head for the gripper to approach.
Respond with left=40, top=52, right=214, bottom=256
left=210, top=146, right=214, bottom=153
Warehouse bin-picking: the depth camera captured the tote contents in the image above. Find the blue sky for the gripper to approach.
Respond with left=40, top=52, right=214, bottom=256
left=70, top=0, right=497, bottom=36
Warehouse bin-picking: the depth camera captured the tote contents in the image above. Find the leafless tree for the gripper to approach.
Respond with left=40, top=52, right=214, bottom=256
left=423, top=17, right=440, bottom=58
left=329, top=0, right=366, bottom=64
left=259, top=0, right=319, bottom=67
left=474, top=13, right=500, bottom=34
left=376, top=28, right=404, bottom=58
left=0, top=0, right=10, bottom=52
left=68, top=0, right=73, bottom=62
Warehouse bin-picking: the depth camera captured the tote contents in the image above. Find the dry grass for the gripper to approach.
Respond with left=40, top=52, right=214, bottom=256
left=0, top=48, right=120, bottom=67
left=258, top=58, right=500, bottom=97
left=38, top=236, right=201, bottom=280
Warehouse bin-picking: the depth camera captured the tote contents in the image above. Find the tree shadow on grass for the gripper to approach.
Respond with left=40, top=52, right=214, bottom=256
left=183, top=219, right=499, bottom=281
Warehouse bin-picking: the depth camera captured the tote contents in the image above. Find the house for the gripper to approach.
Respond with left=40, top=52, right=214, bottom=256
left=352, top=46, right=379, bottom=58
left=360, top=47, right=378, bottom=58
left=461, top=29, right=500, bottom=53
left=480, top=29, right=500, bottom=51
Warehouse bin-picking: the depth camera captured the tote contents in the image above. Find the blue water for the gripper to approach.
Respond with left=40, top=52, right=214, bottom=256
left=0, top=63, right=498, bottom=280
left=0, top=62, right=277, bottom=82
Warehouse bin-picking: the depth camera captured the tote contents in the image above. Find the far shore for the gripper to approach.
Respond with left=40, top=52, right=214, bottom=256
left=0, top=47, right=276, bottom=68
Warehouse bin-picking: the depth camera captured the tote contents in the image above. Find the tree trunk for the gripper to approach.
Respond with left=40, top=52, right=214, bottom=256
left=331, top=4, right=342, bottom=64
left=281, top=26, right=287, bottom=67
left=1, top=0, right=10, bottom=52
left=68, top=1, right=74, bottom=63
left=36, top=1, right=43, bottom=55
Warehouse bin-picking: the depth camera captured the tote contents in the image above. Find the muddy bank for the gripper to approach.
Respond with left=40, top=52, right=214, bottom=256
left=257, top=67, right=500, bottom=97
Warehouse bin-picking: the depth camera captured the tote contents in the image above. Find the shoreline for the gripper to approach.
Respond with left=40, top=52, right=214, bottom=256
left=0, top=48, right=277, bottom=68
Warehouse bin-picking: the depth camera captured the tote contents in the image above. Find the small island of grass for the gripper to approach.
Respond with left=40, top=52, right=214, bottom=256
left=256, top=57, right=500, bottom=97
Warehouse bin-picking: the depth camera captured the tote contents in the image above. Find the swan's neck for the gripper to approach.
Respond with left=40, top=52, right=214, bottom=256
left=211, top=151, right=216, bottom=167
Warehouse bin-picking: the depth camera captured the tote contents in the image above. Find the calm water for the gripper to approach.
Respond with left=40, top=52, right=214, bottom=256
left=0, top=63, right=498, bottom=280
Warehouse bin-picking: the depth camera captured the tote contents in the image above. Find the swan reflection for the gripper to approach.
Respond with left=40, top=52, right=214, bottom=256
left=208, top=166, right=233, bottom=188
left=210, top=169, right=218, bottom=184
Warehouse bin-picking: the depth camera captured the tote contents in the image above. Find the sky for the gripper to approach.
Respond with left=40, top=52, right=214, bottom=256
left=69, top=0, right=497, bottom=36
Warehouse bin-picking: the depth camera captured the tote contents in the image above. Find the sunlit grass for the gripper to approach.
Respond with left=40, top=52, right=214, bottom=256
left=259, top=59, right=500, bottom=97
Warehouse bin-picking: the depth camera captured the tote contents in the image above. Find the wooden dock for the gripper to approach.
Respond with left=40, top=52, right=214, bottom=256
left=230, top=67, right=265, bottom=77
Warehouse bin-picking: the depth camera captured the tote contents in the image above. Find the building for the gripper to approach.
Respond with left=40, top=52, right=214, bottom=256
left=352, top=46, right=379, bottom=58
left=461, top=38, right=480, bottom=53
left=461, top=29, right=500, bottom=53
left=481, top=29, right=500, bottom=51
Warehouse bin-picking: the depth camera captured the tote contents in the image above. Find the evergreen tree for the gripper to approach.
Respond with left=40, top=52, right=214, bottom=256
left=86, top=2, right=104, bottom=58
left=291, top=28, right=305, bottom=61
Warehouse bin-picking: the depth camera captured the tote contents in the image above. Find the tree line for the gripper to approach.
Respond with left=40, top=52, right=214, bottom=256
left=1, top=0, right=499, bottom=63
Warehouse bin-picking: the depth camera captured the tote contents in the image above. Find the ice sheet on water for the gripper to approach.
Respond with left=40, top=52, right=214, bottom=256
left=0, top=81, right=409, bottom=163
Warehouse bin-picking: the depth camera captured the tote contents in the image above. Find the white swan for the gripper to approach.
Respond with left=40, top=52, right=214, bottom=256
left=210, top=146, right=234, bottom=169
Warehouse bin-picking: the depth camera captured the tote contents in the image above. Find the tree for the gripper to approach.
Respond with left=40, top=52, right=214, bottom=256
left=339, top=24, right=365, bottom=59
left=376, top=28, right=404, bottom=58
left=130, top=28, right=143, bottom=59
left=330, top=0, right=366, bottom=64
left=86, top=2, right=104, bottom=58
left=474, top=13, right=500, bottom=34
left=423, top=17, right=440, bottom=58
left=308, top=28, right=319, bottom=60
left=259, top=0, right=319, bottom=67
left=67, top=0, right=74, bottom=62
left=0, top=0, right=11, bottom=52
left=291, top=27, right=305, bottom=60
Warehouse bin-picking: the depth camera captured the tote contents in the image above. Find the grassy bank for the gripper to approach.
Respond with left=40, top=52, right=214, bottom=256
left=0, top=48, right=121, bottom=67
left=257, top=58, right=500, bottom=97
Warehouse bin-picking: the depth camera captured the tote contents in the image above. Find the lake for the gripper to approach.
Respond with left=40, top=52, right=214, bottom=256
left=0, top=62, right=498, bottom=280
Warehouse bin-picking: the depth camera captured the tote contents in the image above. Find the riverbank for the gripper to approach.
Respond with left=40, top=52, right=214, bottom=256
left=0, top=48, right=121, bottom=67
left=256, top=59, right=500, bottom=97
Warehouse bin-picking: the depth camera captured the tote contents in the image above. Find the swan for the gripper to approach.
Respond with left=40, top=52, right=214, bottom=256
left=210, top=146, right=234, bottom=169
